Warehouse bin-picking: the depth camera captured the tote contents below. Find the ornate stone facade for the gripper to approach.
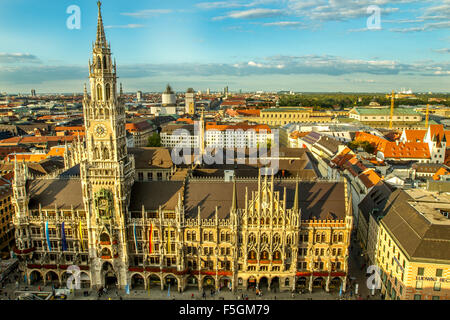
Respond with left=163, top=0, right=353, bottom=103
left=11, top=2, right=353, bottom=294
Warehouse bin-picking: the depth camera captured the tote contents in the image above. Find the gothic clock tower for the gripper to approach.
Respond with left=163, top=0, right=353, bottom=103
left=80, top=1, right=135, bottom=289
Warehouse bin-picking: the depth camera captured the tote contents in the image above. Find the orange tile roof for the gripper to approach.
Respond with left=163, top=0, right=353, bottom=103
left=4, top=146, right=67, bottom=162
left=402, top=130, right=426, bottom=143
left=358, top=169, right=382, bottom=189
left=331, top=147, right=354, bottom=167
left=428, top=124, right=450, bottom=145
left=383, top=142, right=430, bottom=159
left=55, top=126, right=85, bottom=132
left=176, top=118, right=194, bottom=124
left=433, top=167, right=450, bottom=180
left=126, top=121, right=153, bottom=132
left=445, top=149, right=450, bottom=166
left=355, top=132, right=388, bottom=150
left=289, top=131, right=311, bottom=140
left=237, top=109, right=260, bottom=117
left=0, top=135, right=76, bottom=145
left=205, top=123, right=271, bottom=133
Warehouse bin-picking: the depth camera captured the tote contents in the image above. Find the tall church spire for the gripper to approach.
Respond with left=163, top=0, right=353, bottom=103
left=95, top=1, right=107, bottom=49
left=231, top=178, right=238, bottom=212
left=293, top=175, right=299, bottom=212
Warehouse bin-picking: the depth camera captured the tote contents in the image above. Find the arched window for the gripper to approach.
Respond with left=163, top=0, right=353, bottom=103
left=192, top=231, right=196, bottom=241
left=287, top=235, right=292, bottom=245
left=266, top=217, right=270, bottom=225
left=103, top=56, right=107, bottom=70
left=261, top=233, right=268, bottom=244
left=97, top=84, right=103, bottom=101
left=220, top=232, right=225, bottom=242
left=321, top=233, right=326, bottom=243
left=278, top=218, right=283, bottom=225
left=273, top=251, right=281, bottom=260
left=338, top=233, right=343, bottom=242
left=105, top=84, right=111, bottom=101
left=260, top=218, right=264, bottom=225
left=209, top=231, right=213, bottom=241
left=248, top=251, right=256, bottom=260
left=261, top=251, right=269, bottom=260
left=273, top=218, right=277, bottom=225
left=315, top=234, right=321, bottom=242
left=187, top=231, right=191, bottom=241
left=333, top=233, right=337, bottom=243
left=226, top=232, right=231, bottom=242
left=103, top=147, right=109, bottom=160
left=248, top=233, right=256, bottom=244
left=94, top=147, right=100, bottom=160
left=253, top=218, right=257, bottom=225
left=273, top=234, right=280, bottom=244
left=248, top=218, right=252, bottom=225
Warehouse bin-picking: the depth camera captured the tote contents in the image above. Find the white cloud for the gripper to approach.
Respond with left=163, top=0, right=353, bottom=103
left=105, top=24, right=145, bottom=29
left=433, top=48, right=450, bottom=53
left=1, top=54, right=448, bottom=86
left=0, top=53, right=41, bottom=64
left=197, top=0, right=281, bottom=9
left=390, top=20, right=450, bottom=32
left=213, top=8, right=285, bottom=20
left=262, top=21, right=304, bottom=27
left=121, top=9, right=173, bottom=18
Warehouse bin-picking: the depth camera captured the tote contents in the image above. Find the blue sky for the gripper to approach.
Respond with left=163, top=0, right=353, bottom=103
left=0, top=0, right=448, bottom=93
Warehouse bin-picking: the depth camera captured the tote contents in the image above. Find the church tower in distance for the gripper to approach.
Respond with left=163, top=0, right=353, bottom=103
left=80, top=1, right=135, bottom=289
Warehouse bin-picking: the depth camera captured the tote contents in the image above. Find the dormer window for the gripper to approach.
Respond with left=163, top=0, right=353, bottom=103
left=439, top=210, right=450, bottom=219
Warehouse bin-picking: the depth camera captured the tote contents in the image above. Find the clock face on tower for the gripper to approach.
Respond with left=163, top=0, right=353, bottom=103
left=94, top=124, right=107, bottom=138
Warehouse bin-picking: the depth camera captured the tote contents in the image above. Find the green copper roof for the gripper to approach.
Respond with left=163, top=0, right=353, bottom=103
left=352, top=107, right=420, bottom=116
left=261, top=107, right=310, bottom=113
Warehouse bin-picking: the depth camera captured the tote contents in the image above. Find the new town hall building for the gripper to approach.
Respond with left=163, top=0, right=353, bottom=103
left=11, top=2, right=353, bottom=294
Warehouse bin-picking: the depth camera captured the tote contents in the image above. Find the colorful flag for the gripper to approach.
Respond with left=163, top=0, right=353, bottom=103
left=133, top=223, right=138, bottom=254
left=125, top=284, right=130, bottom=295
left=61, top=222, right=68, bottom=252
left=45, top=221, right=52, bottom=252
left=79, top=221, right=84, bottom=251
left=149, top=224, right=153, bottom=254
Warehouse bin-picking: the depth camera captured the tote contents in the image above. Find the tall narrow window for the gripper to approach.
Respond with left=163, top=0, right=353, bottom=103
left=97, top=84, right=103, bottom=101
left=105, top=84, right=111, bottom=101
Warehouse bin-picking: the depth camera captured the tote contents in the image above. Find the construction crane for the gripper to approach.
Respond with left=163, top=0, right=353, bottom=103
left=425, top=104, right=430, bottom=129
left=389, top=90, right=395, bottom=129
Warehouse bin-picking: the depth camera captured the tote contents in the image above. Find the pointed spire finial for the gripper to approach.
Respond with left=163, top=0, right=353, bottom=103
left=294, top=174, right=299, bottom=212
left=95, top=1, right=107, bottom=48
left=231, top=177, right=238, bottom=212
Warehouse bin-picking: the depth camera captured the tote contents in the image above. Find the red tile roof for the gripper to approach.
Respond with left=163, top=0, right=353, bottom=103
left=358, top=169, right=382, bottom=189
left=383, top=142, right=430, bottom=159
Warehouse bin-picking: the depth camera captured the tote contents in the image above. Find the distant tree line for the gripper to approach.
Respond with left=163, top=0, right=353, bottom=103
left=278, top=93, right=450, bottom=109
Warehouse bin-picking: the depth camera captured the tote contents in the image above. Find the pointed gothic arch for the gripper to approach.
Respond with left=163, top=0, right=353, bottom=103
left=105, top=83, right=111, bottom=101
left=94, top=147, right=100, bottom=160
left=103, top=147, right=109, bottom=160
left=97, top=84, right=103, bottom=101
left=260, top=250, right=269, bottom=260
